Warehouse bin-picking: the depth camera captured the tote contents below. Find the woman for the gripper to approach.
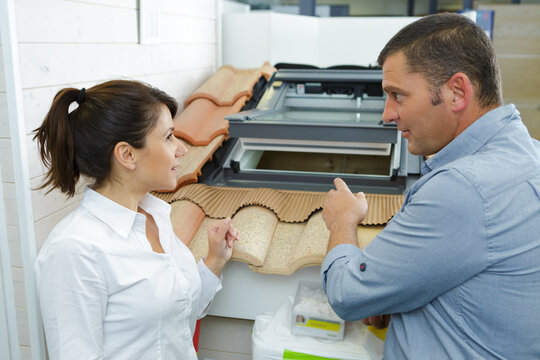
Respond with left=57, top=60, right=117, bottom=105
left=33, top=80, right=238, bottom=359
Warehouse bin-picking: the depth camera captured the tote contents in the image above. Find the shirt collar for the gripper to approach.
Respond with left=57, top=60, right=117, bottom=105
left=422, top=104, right=519, bottom=175
left=81, top=187, right=171, bottom=239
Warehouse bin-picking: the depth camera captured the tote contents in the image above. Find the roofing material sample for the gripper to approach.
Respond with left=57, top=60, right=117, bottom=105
left=184, top=62, right=277, bottom=107
left=184, top=205, right=385, bottom=275
left=281, top=211, right=330, bottom=274
left=157, top=183, right=404, bottom=225
left=158, top=135, right=226, bottom=193
left=230, top=205, right=278, bottom=266
left=173, top=96, right=246, bottom=146
left=170, top=200, right=206, bottom=246
left=250, top=217, right=385, bottom=276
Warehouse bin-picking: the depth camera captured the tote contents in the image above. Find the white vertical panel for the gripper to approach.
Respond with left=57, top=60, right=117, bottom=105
left=0, top=167, right=21, bottom=360
left=318, top=17, right=417, bottom=67
left=269, top=13, right=318, bottom=66
left=0, top=0, right=45, bottom=358
left=222, top=12, right=272, bottom=68
left=161, top=14, right=216, bottom=44
left=0, top=93, right=8, bottom=138
left=222, top=13, right=418, bottom=69
left=160, top=0, right=216, bottom=18
left=69, top=0, right=136, bottom=9
left=0, top=46, right=5, bottom=92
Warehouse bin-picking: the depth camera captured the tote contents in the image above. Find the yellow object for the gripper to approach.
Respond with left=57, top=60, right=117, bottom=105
left=367, top=325, right=387, bottom=341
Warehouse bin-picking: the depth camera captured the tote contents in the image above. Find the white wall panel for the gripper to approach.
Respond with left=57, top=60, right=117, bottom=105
left=13, top=267, right=26, bottom=309
left=3, top=180, right=82, bottom=226
left=139, top=67, right=215, bottom=104
left=0, top=93, right=8, bottom=138
left=16, top=1, right=138, bottom=44
left=161, top=14, right=216, bottom=44
left=13, top=268, right=30, bottom=346
left=223, top=13, right=417, bottom=68
left=318, top=17, right=417, bottom=67
left=0, top=136, right=45, bottom=183
left=8, top=226, right=21, bottom=268
left=161, top=0, right=216, bottom=19
left=30, top=176, right=83, bottom=222
left=20, top=345, right=31, bottom=360
left=0, top=140, right=13, bottom=182
left=69, top=0, right=136, bottom=9
left=269, top=13, right=318, bottom=66
left=19, top=43, right=215, bottom=89
left=222, top=12, right=272, bottom=68
left=15, top=304, right=29, bottom=346
left=0, top=46, right=5, bottom=92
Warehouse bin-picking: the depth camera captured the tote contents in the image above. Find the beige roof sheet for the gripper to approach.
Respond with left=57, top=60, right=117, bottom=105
left=156, top=183, right=404, bottom=225
left=183, top=206, right=385, bottom=276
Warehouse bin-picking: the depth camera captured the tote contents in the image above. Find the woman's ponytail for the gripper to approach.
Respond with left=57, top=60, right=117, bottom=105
left=34, top=88, right=80, bottom=197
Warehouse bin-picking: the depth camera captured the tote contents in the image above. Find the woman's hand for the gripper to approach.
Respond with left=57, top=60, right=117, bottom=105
left=204, top=218, right=239, bottom=277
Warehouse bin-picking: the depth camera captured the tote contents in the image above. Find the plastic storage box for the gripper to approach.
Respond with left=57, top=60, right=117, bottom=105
left=291, top=280, right=345, bottom=340
left=252, top=295, right=383, bottom=360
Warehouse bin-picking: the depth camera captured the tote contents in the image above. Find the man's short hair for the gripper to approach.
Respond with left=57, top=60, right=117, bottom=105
left=377, top=12, right=502, bottom=108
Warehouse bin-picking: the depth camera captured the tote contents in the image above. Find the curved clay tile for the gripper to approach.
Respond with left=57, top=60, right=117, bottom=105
left=156, top=183, right=404, bottom=225
left=250, top=223, right=384, bottom=275
left=170, top=200, right=206, bottom=246
left=180, top=202, right=385, bottom=275
left=230, top=205, right=278, bottom=266
left=154, top=135, right=226, bottom=193
left=184, top=62, right=277, bottom=107
left=173, top=95, right=246, bottom=146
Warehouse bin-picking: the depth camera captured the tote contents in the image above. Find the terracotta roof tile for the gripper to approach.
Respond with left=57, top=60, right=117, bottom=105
left=173, top=96, right=246, bottom=146
left=185, top=62, right=276, bottom=107
left=154, top=135, right=226, bottom=193
left=170, top=200, right=205, bottom=246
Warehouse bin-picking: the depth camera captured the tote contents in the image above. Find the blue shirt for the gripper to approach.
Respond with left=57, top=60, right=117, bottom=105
left=321, top=104, right=540, bottom=360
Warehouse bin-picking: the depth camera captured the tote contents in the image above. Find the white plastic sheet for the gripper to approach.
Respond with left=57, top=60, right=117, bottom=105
left=252, top=296, right=384, bottom=360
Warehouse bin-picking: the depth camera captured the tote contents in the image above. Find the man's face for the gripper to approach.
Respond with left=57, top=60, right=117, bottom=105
left=381, top=52, right=458, bottom=156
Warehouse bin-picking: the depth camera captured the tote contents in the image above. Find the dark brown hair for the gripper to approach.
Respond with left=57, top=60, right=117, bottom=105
left=33, top=80, right=178, bottom=197
left=377, top=12, right=502, bottom=108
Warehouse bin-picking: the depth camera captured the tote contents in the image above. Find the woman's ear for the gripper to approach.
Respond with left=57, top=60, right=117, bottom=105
left=447, top=72, right=471, bottom=112
left=113, top=141, right=136, bottom=171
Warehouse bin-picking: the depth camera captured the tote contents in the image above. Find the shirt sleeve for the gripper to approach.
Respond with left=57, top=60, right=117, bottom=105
left=36, top=247, right=107, bottom=360
left=195, top=258, right=222, bottom=318
left=321, top=168, right=489, bottom=321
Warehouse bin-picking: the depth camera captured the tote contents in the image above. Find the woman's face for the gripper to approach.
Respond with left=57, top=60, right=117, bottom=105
left=133, top=104, right=187, bottom=192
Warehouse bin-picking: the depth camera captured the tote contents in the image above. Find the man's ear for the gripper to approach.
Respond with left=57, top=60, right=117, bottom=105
left=447, top=72, right=471, bottom=112
left=113, top=141, right=136, bottom=171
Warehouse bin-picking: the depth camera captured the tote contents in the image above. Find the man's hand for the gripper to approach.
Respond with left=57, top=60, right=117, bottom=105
left=323, top=178, right=368, bottom=230
left=323, top=178, right=368, bottom=252
left=204, top=218, right=240, bottom=277
left=362, top=314, right=391, bottom=329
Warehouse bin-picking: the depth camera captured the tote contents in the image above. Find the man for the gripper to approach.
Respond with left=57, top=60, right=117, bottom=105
left=321, top=12, right=540, bottom=359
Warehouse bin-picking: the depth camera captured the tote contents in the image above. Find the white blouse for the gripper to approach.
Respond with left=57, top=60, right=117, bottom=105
left=35, top=187, right=221, bottom=360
